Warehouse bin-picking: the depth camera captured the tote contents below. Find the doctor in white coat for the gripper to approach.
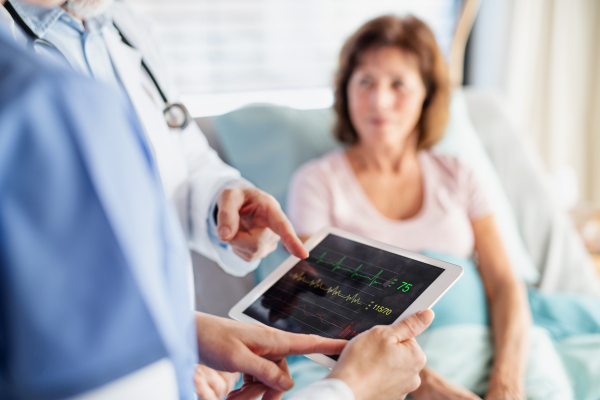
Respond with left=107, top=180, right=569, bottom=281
left=0, top=0, right=308, bottom=268
left=0, top=2, right=438, bottom=400
left=0, top=0, right=309, bottom=397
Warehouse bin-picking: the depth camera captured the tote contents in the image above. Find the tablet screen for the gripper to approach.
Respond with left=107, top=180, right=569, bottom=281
left=243, top=234, right=444, bottom=359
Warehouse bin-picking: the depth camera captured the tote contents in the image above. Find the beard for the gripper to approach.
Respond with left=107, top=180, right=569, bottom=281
left=63, top=0, right=115, bottom=19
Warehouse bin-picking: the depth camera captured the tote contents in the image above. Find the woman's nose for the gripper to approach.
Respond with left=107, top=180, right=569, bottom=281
left=370, top=84, right=395, bottom=110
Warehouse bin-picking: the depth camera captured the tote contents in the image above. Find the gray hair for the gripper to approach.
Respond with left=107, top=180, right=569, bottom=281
left=63, top=0, right=114, bottom=19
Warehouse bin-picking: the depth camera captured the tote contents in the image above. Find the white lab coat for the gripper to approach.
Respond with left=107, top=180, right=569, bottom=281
left=0, top=1, right=257, bottom=277
left=0, top=4, right=352, bottom=399
left=106, top=3, right=257, bottom=277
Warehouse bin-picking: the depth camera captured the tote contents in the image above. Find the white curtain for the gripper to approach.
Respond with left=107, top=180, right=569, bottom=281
left=124, top=0, right=457, bottom=95
left=503, top=0, right=600, bottom=208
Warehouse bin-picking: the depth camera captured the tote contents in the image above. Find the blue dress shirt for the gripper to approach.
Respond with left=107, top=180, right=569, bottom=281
left=8, top=0, right=120, bottom=86
left=0, top=26, right=196, bottom=400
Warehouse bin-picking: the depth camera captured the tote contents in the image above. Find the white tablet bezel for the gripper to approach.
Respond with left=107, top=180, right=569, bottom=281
left=229, top=226, right=463, bottom=369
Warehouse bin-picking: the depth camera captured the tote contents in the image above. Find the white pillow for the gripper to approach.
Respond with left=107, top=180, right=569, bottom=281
left=434, top=89, right=540, bottom=284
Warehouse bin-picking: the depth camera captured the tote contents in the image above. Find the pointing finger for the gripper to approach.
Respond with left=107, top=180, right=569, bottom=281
left=264, top=202, right=308, bottom=259
left=273, top=332, right=347, bottom=358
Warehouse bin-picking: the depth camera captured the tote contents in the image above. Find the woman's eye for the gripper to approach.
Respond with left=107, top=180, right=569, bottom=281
left=359, top=78, right=370, bottom=86
left=392, top=80, right=404, bottom=89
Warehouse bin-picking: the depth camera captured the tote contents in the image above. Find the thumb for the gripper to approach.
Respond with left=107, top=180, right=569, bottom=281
left=216, top=187, right=245, bottom=241
left=237, top=351, right=294, bottom=392
left=389, top=310, right=434, bottom=342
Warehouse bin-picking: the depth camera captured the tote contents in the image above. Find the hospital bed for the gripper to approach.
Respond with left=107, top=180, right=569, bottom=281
left=193, top=86, right=600, bottom=400
left=193, top=87, right=600, bottom=316
left=190, top=2, right=600, bottom=397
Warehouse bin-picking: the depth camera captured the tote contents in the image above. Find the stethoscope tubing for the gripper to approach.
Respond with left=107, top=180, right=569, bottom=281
left=4, top=0, right=191, bottom=131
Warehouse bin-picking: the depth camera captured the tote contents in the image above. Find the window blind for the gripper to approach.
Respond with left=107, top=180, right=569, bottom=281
left=124, top=0, right=458, bottom=115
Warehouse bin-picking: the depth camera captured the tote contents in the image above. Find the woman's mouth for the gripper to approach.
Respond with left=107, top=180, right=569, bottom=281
left=370, top=117, right=389, bottom=126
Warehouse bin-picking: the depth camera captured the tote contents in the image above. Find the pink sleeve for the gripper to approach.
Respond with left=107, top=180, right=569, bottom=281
left=287, top=161, right=333, bottom=238
left=461, top=161, right=493, bottom=221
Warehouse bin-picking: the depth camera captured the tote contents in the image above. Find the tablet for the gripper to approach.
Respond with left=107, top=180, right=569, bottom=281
left=229, top=227, right=463, bottom=369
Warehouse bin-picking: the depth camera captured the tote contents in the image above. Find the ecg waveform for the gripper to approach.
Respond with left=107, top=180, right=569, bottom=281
left=312, top=252, right=412, bottom=292
left=263, top=295, right=360, bottom=338
left=289, top=272, right=364, bottom=304
left=244, top=234, right=444, bottom=352
left=314, top=252, right=394, bottom=287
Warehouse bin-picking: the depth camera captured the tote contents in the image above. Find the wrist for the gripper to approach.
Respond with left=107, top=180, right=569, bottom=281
left=326, top=372, right=364, bottom=400
left=487, top=372, right=524, bottom=394
left=488, top=349, right=526, bottom=384
left=408, top=368, right=436, bottom=399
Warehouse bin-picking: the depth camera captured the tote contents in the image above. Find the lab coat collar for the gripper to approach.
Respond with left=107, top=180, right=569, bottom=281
left=103, top=23, right=142, bottom=84
left=0, top=4, right=15, bottom=35
left=7, top=0, right=112, bottom=38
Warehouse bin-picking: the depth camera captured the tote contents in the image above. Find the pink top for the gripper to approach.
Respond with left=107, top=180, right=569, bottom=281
left=287, top=150, right=492, bottom=259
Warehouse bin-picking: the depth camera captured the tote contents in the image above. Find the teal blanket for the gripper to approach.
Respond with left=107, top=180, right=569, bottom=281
left=282, top=253, right=600, bottom=400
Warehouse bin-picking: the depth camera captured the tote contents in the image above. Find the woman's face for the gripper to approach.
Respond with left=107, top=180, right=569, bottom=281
left=347, top=46, right=427, bottom=150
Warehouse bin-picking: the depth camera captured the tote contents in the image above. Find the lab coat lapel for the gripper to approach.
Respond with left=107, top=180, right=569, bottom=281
left=103, top=27, right=158, bottom=155
left=103, top=27, right=143, bottom=99
left=103, top=26, right=189, bottom=202
left=102, top=26, right=195, bottom=309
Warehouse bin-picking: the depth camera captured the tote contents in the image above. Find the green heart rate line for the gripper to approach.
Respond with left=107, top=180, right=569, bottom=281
left=314, top=252, right=384, bottom=286
left=313, top=252, right=412, bottom=292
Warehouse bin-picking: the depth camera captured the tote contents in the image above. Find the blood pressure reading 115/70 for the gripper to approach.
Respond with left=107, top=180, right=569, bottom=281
left=243, top=234, right=444, bottom=359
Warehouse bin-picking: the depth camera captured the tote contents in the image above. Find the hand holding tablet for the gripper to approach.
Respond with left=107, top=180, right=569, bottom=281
left=328, top=309, right=434, bottom=400
left=230, top=227, right=463, bottom=369
left=214, top=310, right=434, bottom=400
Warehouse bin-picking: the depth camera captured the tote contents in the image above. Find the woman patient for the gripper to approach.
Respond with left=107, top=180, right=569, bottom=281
left=288, top=15, right=531, bottom=400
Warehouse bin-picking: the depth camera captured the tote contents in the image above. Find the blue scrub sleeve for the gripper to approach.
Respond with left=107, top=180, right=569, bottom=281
left=0, top=74, right=168, bottom=398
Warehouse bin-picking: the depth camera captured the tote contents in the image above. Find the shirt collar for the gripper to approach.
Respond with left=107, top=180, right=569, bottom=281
left=8, top=0, right=112, bottom=38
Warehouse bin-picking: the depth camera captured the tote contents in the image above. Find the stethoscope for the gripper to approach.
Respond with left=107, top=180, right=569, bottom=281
left=4, top=0, right=191, bottom=131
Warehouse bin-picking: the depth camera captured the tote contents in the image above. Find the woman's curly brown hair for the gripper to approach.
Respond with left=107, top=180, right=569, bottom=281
left=333, top=15, right=450, bottom=149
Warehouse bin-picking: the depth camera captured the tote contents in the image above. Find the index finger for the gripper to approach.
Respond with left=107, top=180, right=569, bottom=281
left=273, top=332, right=347, bottom=358
left=264, top=203, right=308, bottom=259
left=389, top=310, right=434, bottom=342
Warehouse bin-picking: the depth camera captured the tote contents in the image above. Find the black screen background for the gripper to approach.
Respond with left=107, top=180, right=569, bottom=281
left=243, top=234, right=444, bottom=359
